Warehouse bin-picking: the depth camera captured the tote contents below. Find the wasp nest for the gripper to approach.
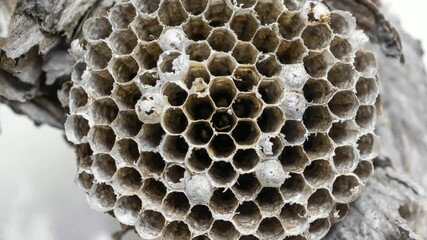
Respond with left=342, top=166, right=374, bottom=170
left=66, top=0, right=380, bottom=239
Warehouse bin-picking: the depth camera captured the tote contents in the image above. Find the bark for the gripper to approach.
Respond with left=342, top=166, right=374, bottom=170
left=1, top=0, right=426, bottom=239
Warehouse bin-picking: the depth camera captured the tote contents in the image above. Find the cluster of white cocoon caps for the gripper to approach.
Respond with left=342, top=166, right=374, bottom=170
left=65, top=0, right=380, bottom=239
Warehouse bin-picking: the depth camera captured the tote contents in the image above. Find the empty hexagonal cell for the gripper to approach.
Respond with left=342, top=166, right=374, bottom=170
left=256, top=187, right=284, bottom=214
left=162, top=192, right=190, bottom=220
left=328, top=120, right=359, bottom=145
left=133, top=0, right=160, bottom=13
left=257, top=217, right=284, bottom=239
left=258, top=78, right=284, bottom=104
left=205, top=0, right=233, bottom=26
left=303, top=133, right=333, bottom=159
left=328, top=91, right=359, bottom=119
left=232, top=120, right=260, bottom=145
left=89, top=98, right=119, bottom=124
left=158, top=0, right=188, bottom=26
left=114, top=195, right=141, bottom=225
left=131, top=15, right=163, bottom=41
left=208, top=134, right=236, bottom=158
left=259, top=135, right=284, bottom=158
left=304, top=50, right=335, bottom=78
left=137, top=151, right=165, bottom=178
left=65, top=115, right=90, bottom=144
left=76, top=171, right=94, bottom=191
left=330, top=36, right=353, bottom=60
left=134, top=42, right=162, bottom=70
left=88, top=126, right=116, bottom=153
left=333, top=145, right=359, bottom=173
left=112, top=82, right=141, bottom=109
left=332, top=175, right=363, bottom=203
left=303, top=105, right=333, bottom=133
left=139, top=178, right=167, bottom=207
left=86, top=42, right=112, bottom=70
left=233, top=149, right=260, bottom=172
left=256, top=54, right=281, bottom=77
left=209, top=220, right=239, bottom=240
left=233, top=201, right=261, bottom=232
left=307, top=189, right=334, bottom=219
left=329, top=12, right=353, bottom=35
left=162, top=135, right=189, bottom=162
left=233, top=93, right=263, bottom=119
left=182, top=0, right=208, bottom=15
left=83, top=17, right=112, bottom=41
left=209, top=188, right=239, bottom=215
left=355, top=51, right=377, bottom=77
left=301, top=24, right=333, bottom=50
left=210, top=77, right=237, bottom=108
left=184, top=63, right=210, bottom=89
left=276, top=39, right=306, bottom=64
left=281, top=120, right=307, bottom=145
left=75, top=143, right=93, bottom=169
left=212, top=110, right=237, bottom=133
left=184, top=95, right=215, bottom=120
left=208, top=53, right=237, bottom=76
left=138, top=123, right=165, bottom=149
left=230, top=9, right=258, bottom=41
left=162, top=83, right=188, bottom=107
left=113, top=167, right=142, bottom=194
left=186, top=42, right=211, bottom=62
left=354, top=160, right=373, bottom=181
left=183, top=16, right=212, bottom=41
left=208, top=161, right=237, bottom=186
left=88, top=183, right=117, bottom=212
left=257, top=107, right=285, bottom=133
left=91, top=154, right=117, bottom=182
left=109, top=3, right=136, bottom=30
left=356, top=77, right=379, bottom=105
left=255, top=0, right=283, bottom=24
left=187, top=148, right=212, bottom=172
left=110, top=56, right=138, bottom=83
left=232, top=172, right=261, bottom=199
left=232, top=42, right=258, bottom=65
left=136, top=209, right=165, bottom=239
left=330, top=203, right=349, bottom=223
left=186, top=121, right=214, bottom=146
left=309, top=218, right=331, bottom=240
left=187, top=205, right=213, bottom=232
left=108, top=140, right=137, bottom=167
left=278, top=11, right=306, bottom=39
left=207, top=28, right=237, bottom=52
left=357, top=133, right=380, bottom=159
left=252, top=27, right=280, bottom=53
left=109, top=30, right=138, bottom=55
left=72, top=61, right=86, bottom=83
left=164, top=164, right=187, bottom=188
left=162, top=108, right=188, bottom=134
left=280, top=173, right=310, bottom=201
left=303, top=78, right=333, bottom=104
left=111, top=110, right=142, bottom=137
left=328, top=63, right=357, bottom=89
left=85, top=70, right=114, bottom=97
left=279, top=146, right=309, bottom=172
left=280, top=203, right=307, bottom=232
left=304, top=160, right=335, bottom=188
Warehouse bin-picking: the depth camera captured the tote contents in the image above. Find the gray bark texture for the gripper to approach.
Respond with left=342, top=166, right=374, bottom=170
left=1, top=0, right=427, bottom=239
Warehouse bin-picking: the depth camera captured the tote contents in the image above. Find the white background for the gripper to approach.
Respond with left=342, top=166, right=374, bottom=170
left=0, top=1, right=425, bottom=239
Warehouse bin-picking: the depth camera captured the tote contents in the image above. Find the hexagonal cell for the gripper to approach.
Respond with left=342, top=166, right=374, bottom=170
left=233, top=93, right=263, bottom=119
left=328, top=91, right=359, bottom=119
left=164, top=164, right=187, bottom=187
left=357, top=133, right=380, bottom=159
left=329, top=12, right=353, bottom=35
left=109, top=30, right=138, bottom=55
left=281, top=120, right=307, bottom=145
left=209, top=220, right=239, bottom=240
left=256, top=54, right=281, bottom=77
left=303, top=78, right=333, bottom=104
left=207, top=28, right=237, bottom=52
left=259, top=134, right=284, bottom=158
left=186, top=121, right=214, bottom=146
left=187, top=148, right=212, bottom=172
left=181, top=0, right=208, bottom=15
left=327, top=63, right=357, bottom=89
left=307, top=189, right=334, bottom=219
left=330, top=36, right=353, bottom=60
left=330, top=203, right=349, bottom=223
left=280, top=203, right=307, bottom=232
left=278, top=11, right=306, bottom=39
left=255, top=0, right=283, bottom=24
left=163, top=221, right=191, bottom=240
left=131, top=15, right=163, bottom=41
left=76, top=171, right=94, bottom=191
left=88, top=126, right=116, bottom=153
left=85, top=70, right=114, bottom=97
left=108, top=3, right=136, bottom=29
left=256, top=187, right=284, bottom=214
left=230, top=9, right=259, bottom=41
left=309, top=218, right=331, bottom=240
left=158, top=0, right=188, bottom=26
left=110, top=55, right=138, bottom=83
left=65, top=115, right=90, bottom=144
left=138, top=123, right=165, bottom=149
left=184, top=63, right=211, bottom=89
left=258, top=78, right=284, bottom=104
left=354, top=160, right=374, bottom=181
left=162, top=108, right=188, bottom=134
left=111, top=110, right=142, bottom=137
left=212, top=110, right=237, bottom=133
left=186, top=42, right=211, bottom=62
left=135, top=210, right=165, bottom=239
left=332, top=175, right=363, bottom=203
left=89, top=98, right=119, bottom=124
left=328, top=120, right=359, bottom=145
left=304, top=160, right=335, bottom=188
left=162, top=135, right=189, bottom=162
left=210, top=77, right=237, bottom=108
left=111, top=138, right=139, bottom=165
left=111, top=82, right=141, bottom=109
left=303, top=105, right=333, bottom=133
left=139, top=178, right=167, bottom=207
left=91, top=154, right=116, bottom=182
left=356, top=77, right=379, bottom=105
left=184, top=95, right=215, bottom=120
left=134, top=42, right=162, bottom=70
left=257, top=217, right=284, bottom=239
left=232, top=172, right=261, bottom=199
left=208, top=134, right=236, bottom=158
left=279, top=146, right=309, bottom=172
left=333, top=145, right=359, bottom=173
left=114, top=195, right=142, bottom=225
left=205, top=0, right=233, bottom=26
left=252, top=27, right=280, bottom=53
left=303, top=50, right=335, bottom=78
left=162, top=83, right=187, bottom=107
left=187, top=205, right=213, bottom=232
left=280, top=63, right=309, bottom=90
left=83, top=17, right=112, bottom=41
left=232, top=120, right=260, bottom=145
left=137, top=151, right=165, bottom=178
left=209, top=188, right=239, bottom=215
left=75, top=143, right=93, bottom=169
left=88, top=183, right=117, bottom=212
left=281, top=92, right=307, bottom=120
left=132, top=0, right=160, bottom=13
left=233, top=201, right=261, bottom=232
left=232, top=42, right=258, bottom=65
left=301, top=24, right=333, bottom=50
left=162, top=192, right=190, bottom=220
left=208, top=161, right=237, bottom=186
left=233, top=149, right=260, bottom=172
left=303, top=134, right=333, bottom=159
left=208, top=53, right=237, bottom=76
left=276, top=39, right=306, bottom=64
left=86, top=42, right=112, bottom=70
left=256, top=160, right=287, bottom=188
left=72, top=61, right=86, bottom=83
left=355, top=51, right=377, bottom=77
left=257, top=107, right=285, bottom=133
left=183, top=16, right=212, bottom=41
left=113, top=167, right=142, bottom=194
